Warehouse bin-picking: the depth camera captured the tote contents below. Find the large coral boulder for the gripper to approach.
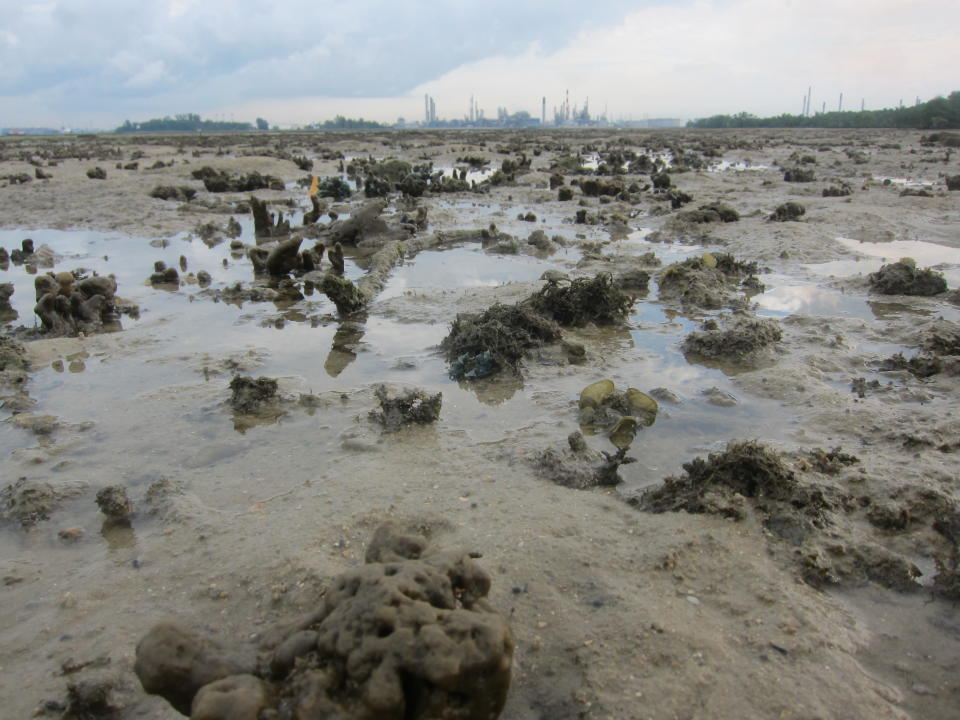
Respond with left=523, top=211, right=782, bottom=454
left=134, top=523, right=513, bottom=719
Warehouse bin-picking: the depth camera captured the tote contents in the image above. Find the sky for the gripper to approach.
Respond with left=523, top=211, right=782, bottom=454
left=1, top=0, right=957, bottom=129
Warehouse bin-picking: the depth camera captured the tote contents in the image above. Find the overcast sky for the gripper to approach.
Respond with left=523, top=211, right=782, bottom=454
left=2, top=0, right=957, bottom=129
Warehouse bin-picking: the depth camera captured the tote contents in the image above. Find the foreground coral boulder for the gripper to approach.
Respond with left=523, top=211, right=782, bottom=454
left=135, top=523, right=514, bottom=719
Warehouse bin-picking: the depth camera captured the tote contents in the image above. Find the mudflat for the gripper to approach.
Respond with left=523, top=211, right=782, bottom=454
left=1, top=128, right=958, bottom=719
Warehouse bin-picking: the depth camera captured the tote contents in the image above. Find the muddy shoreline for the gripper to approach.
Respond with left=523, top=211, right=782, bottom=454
left=1, top=128, right=959, bottom=719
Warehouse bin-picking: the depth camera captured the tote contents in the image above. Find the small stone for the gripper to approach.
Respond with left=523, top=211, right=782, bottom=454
left=58, top=528, right=84, bottom=542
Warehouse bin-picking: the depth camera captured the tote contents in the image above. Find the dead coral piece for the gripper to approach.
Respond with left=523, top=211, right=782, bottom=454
left=370, top=384, right=442, bottom=433
left=442, top=303, right=562, bottom=379
left=783, top=167, right=815, bottom=182
left=320, top=273, right=366, bottom=315
left=250, top=196, right=291, bottom=239
left=803, top=447, right=860, bottom=475
left=228, top=376, right=279, bottom=414
left=135, top=523, right=513, bottom=720
left=868, top=259, right=947, bottom=296
left=64, top=676, right=122, bottom=718
left=533, top=431, right=636, bottom=489
left=675, top=201, right=740, bottom=224
left=135, top=623, right=258, bottom=716
left=33, top=271, right=119, bottom=336
left=682, top=314, right=782, bottom=363
left=528, top=273, right=634, bottom=326
left=822, top=183, right=852, bottom=197
left=265, top=237, right=303, bottom=277
left=149, top=262, right=180, bottom=285
left=192, top=166, right=282, bottom=193
left=150, top=186, right=197, bottom=202
left=96, top=485, right=133, bottom=525
left=770, top=201, right=806, bottom=222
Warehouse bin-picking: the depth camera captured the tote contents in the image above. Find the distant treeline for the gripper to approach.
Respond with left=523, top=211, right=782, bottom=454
left=688, top=91, right=960, bottom=130
left=306, top=116, right=389, bottom=130
left=115, top=114, right=253, bottom=133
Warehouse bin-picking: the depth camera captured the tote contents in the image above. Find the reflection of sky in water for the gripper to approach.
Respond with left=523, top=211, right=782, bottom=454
left=708, top=159, right=770, bottom=172
left=804, top=238, right=960, bottom=287
left=871, top=176, right=936, bottom=188
left=755, top=276, right=873, bottom=320
left=439, top=166, right=495, bottom=183
left=380, top=246, right=570, bottom=299
left=615, top=297, right=792, bottom=487
left=11, top=221, right=954, bottom=484
left=620, top=232, right=703, bottom=265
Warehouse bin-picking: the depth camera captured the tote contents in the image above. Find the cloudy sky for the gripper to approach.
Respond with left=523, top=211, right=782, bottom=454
left=2, top=0, right=957, bottom=129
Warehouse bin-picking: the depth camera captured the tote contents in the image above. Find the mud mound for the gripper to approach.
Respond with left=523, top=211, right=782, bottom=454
left=322, top=200, right=390, bottom=246
left=879, top=352, right=943, bottom=377
left=135, top=523, right=513, bottom=720
left=682, top=314, right=782, bottom=363
left=527, top=273, right=633, bottom=326
left=657, top=254, right=757, bottom=309
left=637, top=441, right=930, bottom=591
left=1, top=477, right=61, bottom=527
left=868, top=259, right=947, bottom=296
left=636, top=440, right=809, bottom=518
left=442, top=303, right=562, bottom=379
left=920, top=319, right=960, bottom=355
left=932, top=512, right=960, bottom=599
left=0, top=335, right=28, bottom=387
left=228, top=376, right=278, bottom=413
left=370, top=384, right=442, bottom=433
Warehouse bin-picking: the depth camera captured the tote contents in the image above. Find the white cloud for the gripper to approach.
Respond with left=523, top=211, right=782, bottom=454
left=413, top=0, right=960, bottom=120
left=124, top=60, right=171, bottom=90
left=2, top=0, right=957, bottom=127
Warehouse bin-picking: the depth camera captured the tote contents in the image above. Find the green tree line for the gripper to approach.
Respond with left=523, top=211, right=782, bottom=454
left=306, top=115, right=389, bottom=130
left=688, top=91, right=960, bottom=130
left=116, top=114, right=253, bottom=133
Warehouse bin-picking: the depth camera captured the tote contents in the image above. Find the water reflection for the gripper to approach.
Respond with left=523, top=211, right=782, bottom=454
left=456, top=375, right=523, bottom=405
left=100, top=520, right=137, bottom=552
left=755, top=282, right=873, bottom=320
left=325, top=320, right=367, bottom=377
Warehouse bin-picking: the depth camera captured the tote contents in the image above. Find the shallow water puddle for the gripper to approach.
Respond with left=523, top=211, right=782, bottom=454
left=808, top=237, right=960, bottom=287
left=380, top=245, right=573, bottom=299
left=0, top=227, right=361, bottom=328
left=438, top=166, right=496, bottom=184
left=755, top=276, right=875, bottom=320
left=709, top=159, right=770, bottom=172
